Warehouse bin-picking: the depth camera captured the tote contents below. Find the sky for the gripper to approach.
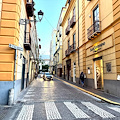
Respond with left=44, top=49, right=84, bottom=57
left=34, top=0, right=66, bottom=59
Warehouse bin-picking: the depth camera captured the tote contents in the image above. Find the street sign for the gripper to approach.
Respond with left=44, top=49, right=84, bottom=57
left=9, top=44, right=23, bottom=51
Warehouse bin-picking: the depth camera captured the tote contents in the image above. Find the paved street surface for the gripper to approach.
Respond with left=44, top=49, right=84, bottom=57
left=3, top=76, right=120, bottom=120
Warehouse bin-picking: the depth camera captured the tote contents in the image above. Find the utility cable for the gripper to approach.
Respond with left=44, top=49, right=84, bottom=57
left=44, top=15, right=55, bottom=30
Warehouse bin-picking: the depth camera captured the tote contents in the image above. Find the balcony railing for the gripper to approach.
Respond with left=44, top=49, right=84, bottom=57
left=65, top=47, right=70, bottom=56
left=65, top=43, right=76, bottom=56
left=26, top=1, right=34, bottom=17
left=65, top=25, right=70, bottom=35
left=87, top=21, right=101, bottom=40
left=24, top=33, right=31, bottom=50
left=70, top=43, right=76, bottom=53
left=70, top=15, right=76, bottom=28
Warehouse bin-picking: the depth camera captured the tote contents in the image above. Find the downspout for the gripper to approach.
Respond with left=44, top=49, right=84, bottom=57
left=13, top=50, right=17, bottom=89
left=78, top=0, right=80, bottom=77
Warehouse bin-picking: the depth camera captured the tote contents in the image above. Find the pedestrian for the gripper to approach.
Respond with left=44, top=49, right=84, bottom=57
left=35, top=71, right=38, bottom=79
left=80, top=72, right=85, bottom=87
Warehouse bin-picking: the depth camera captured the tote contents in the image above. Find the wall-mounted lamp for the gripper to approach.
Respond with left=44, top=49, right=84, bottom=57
left=38, top=10, right=44, bottom=22
left=19, top=10, right=44, bottom=25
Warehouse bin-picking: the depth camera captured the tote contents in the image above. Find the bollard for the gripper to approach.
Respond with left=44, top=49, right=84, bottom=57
left=8, top=88, right=14, bottom=105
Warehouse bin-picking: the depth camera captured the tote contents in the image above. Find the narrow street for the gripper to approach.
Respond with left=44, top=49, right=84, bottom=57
left=3, top=76, right=120, bottom=120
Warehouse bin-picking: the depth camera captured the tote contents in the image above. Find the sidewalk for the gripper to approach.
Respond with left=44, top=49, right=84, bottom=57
left=0, top=105, right=12, bottom=120
left=55, top=76, right=120, bottom=105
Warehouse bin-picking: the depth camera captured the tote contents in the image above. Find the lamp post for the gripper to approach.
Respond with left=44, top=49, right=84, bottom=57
left=19, top=10, right=44, bottom=25
left=19, top=10, right=44, bottom=87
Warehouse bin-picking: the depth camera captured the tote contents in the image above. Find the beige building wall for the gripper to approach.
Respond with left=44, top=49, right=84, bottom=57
left=0, top=0, right=2, bottom=20
left=62, top=0, right=120, bottom=97
left=17, top=0, right=27, bottom=80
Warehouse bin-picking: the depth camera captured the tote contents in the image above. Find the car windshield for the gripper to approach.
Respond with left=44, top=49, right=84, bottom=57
left=45, top=73, right=50, bottom=75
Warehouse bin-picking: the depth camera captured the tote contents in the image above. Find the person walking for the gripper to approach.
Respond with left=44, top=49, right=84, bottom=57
left=80, top=72, right=84, bottom=87
left=35, top=71, right=38, bottom=79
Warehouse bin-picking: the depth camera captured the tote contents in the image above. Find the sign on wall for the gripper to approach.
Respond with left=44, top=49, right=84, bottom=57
left=86, top=36, right=113, bottom=56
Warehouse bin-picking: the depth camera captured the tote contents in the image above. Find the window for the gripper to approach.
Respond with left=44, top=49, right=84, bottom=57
left=68, top=0, right=71, bottom=4
left=93, top=5, right=99, bottom=23
left=68, top=40, right=70, bottom=48
left=73, top=7, right=75, bottom=16
left=73, top=33, right=76, bottom=49
left=106, top=62, right=111, bottom=73
left=68, top=18, right=70, bottom=26
left=93, top=5, right=100, bottom=32
left=58, top=53, right=59, bottom=62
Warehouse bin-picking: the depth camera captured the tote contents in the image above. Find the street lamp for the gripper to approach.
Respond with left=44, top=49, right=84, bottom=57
left=18, top=10, right=44, bottom=90
left=38, top=10, right=44, bottom=22
left=19, top=10, right=44, bottom=25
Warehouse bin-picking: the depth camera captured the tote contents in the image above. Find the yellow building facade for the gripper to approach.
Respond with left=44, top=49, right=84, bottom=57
left=62, top=0, right=120, bottom=97
left=0, top=0, right=38, bottom=104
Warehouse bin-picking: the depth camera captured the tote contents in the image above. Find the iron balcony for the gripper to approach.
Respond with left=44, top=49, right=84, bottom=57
left=65, top=25, right=70, bottom=35
left=87, top=21, right=101, bottom=40
left=70, top=15, right=76, bottom=28
left=26, top=1, right=34, bottom=17
left=24, top=33, right=31, bottom=50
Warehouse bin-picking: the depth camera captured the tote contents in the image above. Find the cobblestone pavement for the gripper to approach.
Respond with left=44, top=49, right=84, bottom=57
left=3, top=76, right=120, bottom=120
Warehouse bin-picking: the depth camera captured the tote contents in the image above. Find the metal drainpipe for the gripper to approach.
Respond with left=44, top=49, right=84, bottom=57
left=78, top=0, right=80, bottom=74
left=13, top=49, right=17, bottom=89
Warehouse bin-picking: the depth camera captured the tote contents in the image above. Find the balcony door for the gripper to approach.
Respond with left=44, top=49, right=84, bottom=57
left=73, top=33, right=75, bottom=49
left=68, top=40, right=70, bottom=50
left=73, top=7, right=75, bottom=16
left=93, top=5, right=100, bottom=32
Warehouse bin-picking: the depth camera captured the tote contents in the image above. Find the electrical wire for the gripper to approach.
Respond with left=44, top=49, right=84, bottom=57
left=43, top=15, right=55, bottom=30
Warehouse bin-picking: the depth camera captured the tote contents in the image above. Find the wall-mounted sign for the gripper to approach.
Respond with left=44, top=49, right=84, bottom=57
left=88, top=67, right=90, bottom=74
left=117, top=75, right=120, bottom=80
left=9, top=44, right=23, bottom=51
left=90, top=42, right=105, bottom=53
left=86, top=36, right=113, bottom=57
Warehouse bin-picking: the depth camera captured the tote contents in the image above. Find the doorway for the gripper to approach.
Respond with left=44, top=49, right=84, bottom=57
left=94, top=57, right=103, bottom=89
left=64, top=66, right=65, bottom=79
left=21, top=57, right=26, bottom=90
left=73, top=62, right=76, bottom=83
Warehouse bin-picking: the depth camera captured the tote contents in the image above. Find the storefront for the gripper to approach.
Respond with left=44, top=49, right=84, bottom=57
left=86, top=35, right=116, bottom=91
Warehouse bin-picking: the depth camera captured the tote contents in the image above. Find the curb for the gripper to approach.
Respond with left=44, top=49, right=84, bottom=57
left=54, top=77, right=120, bottom=105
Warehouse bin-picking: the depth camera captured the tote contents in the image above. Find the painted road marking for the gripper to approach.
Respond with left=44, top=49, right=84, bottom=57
left=82, top=102, right=115, bottom=118
left=24, top=95, right=34, bottom=97
left=26, top=92, right=35, bottom=95
left=16, top=105, right=34, bottom=120
left=108, top=107, right=120, bottom=113
left=64, top=102, right=90, bottom=118
left=45, top=102, right=62, bottom=120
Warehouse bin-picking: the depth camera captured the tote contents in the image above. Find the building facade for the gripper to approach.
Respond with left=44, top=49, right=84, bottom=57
left=50, top=30, right=57, bottom=75
left=0, top=0, right=39, bottom=104
left=53, top=8, right=66, bottom=77
left=62, top=0, right=120, bottom=97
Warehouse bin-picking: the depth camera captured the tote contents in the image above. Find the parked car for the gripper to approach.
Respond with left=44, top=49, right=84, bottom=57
left=43, top=72, right=53, bottom=81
